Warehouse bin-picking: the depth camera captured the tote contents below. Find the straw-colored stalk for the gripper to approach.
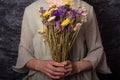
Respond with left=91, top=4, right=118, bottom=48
left=43, top=22, right=82, bottom=62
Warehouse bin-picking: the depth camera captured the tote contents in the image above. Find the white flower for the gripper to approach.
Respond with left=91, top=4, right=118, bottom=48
left=74, top=23, right=82, bottom=31
left=48, top=16, right=56, bottom=22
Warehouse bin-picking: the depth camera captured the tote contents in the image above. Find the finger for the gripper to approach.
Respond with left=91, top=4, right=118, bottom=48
left=46, top=72, right=61, bottom=79
left=66, top=68, right=72, bottom=72
left=65, top=71, right=72, bottom=77
left=55, top=67, right=66, bottom=73
left=48, top=64, right=66, bottom=73
left=65, top=68, right=72, bottom=75
left=65, top=63, right=72, bottom=70
left=66, top=60, right=71, bottom=64
left=46, top=68, right=65, bottom=76
left=61, top=60, right=71, bottom=66
left=60, top=61, right=67, bottom=66
left=52, top=61, right=65, bottom=67
left=64, top=68, right=72, bottom=77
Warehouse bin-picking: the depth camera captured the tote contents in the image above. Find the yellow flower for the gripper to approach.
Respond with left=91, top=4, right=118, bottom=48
left=38, top=29, right=46, bottom=34
left=51, top=4, right=56, bottom=8
left=63, top=1, right=74, bottom=6
left=61, top=18, right=70, bottom=28
left=74, top=23, right=82, bottom=31
left=67, top=11, right=71, bottom=14
left=43, top=8, right=55, bottom=17
left=43, top=11, right=50, bottom=17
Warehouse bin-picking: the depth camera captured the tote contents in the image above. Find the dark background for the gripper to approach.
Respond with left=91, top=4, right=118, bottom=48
left=0, top=0, right=120, bottom=80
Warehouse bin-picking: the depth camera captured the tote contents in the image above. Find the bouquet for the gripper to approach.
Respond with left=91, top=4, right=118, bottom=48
left=38, top=1, right=87, bottom=62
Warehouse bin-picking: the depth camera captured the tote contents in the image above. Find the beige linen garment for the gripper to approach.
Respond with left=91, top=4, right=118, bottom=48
left=13, top=0, right=111, bottom=80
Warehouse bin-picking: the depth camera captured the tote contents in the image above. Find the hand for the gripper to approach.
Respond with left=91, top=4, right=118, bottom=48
left=71, top=61, right=81, bottom=74
left=61, top=61, right=81, bottom=76
left=69, top=61, right=92, bottom=75
left=61, top=60, right=72, bottom=77
left=35, top=60, right=66, bottom=79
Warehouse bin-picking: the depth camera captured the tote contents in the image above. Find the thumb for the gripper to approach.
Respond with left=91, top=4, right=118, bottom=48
left=61, top=60, right=71, bottom=66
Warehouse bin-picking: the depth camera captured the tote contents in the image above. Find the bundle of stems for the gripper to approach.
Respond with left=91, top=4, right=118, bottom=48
left=44, top=22, right=82, bottom=62
left=38, top=2, right=87, bottom=80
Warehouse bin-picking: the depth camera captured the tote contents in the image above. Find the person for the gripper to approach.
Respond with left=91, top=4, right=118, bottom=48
left=13, top=0, right=111, bottom=80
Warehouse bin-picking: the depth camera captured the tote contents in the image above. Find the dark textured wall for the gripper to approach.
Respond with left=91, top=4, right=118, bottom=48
left=0, top=0, right=120, bottom=80
left=0, top=0, right=34, bottom=80
left=84, top=0, right=120, bottom=80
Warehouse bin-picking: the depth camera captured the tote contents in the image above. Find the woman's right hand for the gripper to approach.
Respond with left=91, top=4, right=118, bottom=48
left=34, top=60, right=66, bottom=79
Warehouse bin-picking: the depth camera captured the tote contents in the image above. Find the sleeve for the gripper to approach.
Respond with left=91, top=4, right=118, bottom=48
left=13, top=8, right=35, bottom=73
left=83, top=6, right=111, bottom=74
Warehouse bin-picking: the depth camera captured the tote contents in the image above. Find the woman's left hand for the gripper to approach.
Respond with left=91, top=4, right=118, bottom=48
left=61, top=61, right=72, bottom=76
left=61, top=61, right=81, bottom=77
left=61, top=60, right=92, bottom=77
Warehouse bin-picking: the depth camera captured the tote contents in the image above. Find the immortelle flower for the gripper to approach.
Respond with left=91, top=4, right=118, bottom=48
left=43, top=6, right=56, bottom=17
left=63, top=1, right=74, bottom=6
left=61, top=18, right=71, bottom=28
left=38, top=0, right=87, bottom=65
left=38, top=29, right=46, bottom=34
left=38, top=1, right=87, bottom=80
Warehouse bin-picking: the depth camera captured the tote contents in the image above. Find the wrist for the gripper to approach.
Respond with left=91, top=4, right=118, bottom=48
left=34, top=60, right=42, bottom=71
left=77, top=60, right=92, bottom=72
left=76, top=61, right=82, bottom=73
left=72, top=61, right=82, bottom=74
left=26, top=59, right=41, bottom=71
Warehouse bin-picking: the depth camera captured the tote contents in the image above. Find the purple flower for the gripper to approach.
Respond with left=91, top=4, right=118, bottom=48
left=66, top=26, right=73, bottom=32
left=71, top=9, right=77, bottom=15
left=62, top=6, right=70, bottom=11
left=51, top=10, right=59, bottom=16
left=56, top=8, right=65, bottom=17
left=40, top=7, right=43, bottom=10
left=39, top=7, right=46, bottom=14
left=56, top=21, right=62, bottom=31
left=59, top=10, right=65, bottom=17
left=43, top=10, right=46, bottom=13
left=58, top=6, right=70, bottom=14
left=77, top=12, right=82, bottom=15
